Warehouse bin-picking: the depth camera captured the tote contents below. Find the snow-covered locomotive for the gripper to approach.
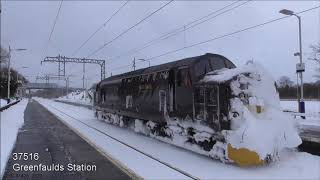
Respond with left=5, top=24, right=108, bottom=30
left=94, top=53, right=301, bottom=166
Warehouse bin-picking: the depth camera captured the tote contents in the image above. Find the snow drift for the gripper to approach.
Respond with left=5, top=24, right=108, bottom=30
left=57, top=90, right=92, bottom=105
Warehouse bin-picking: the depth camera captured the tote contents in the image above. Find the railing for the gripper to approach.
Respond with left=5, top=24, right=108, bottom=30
left=0, top=100, right=21, bottom=112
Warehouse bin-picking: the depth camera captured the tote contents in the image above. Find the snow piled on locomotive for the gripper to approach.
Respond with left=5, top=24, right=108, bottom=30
left=202, top=61, right=302, bottom=165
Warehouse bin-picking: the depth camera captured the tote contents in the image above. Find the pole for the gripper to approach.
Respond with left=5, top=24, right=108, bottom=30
left=296, top=15, right=305, bottom=114
left=296, top=72, right=299, bottom=102
left=7, top=46, right=11, bottom=99
left=66, top=77, right=69, bottom=97
left=58, top=55, right=61, bottom=77
left=184, top=25, right=186, bottom=48
left=83, top=63, right=85, bottom=89
left=133, top=57, right=136, bottom=71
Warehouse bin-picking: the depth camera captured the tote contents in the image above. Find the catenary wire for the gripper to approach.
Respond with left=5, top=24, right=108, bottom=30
left=108, top=5, right=320, bottom=74
left=42, top=0, right=64, bottom=58
left=72, top=0, right=247, bottom=80
left=86, top=0, right=174, bottom=58
left=146, top=5, right=320, bottom=61
left=66, top=1, right=174, bottom=82
left=109, top=0, right=250, bottom=61
left=39, top=0, right=64, bottom=82
left=71, top=1, right=130, bottom=56
left=69, top=5, right=320, bottom=87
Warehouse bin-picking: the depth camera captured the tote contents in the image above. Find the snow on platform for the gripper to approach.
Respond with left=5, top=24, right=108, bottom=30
left=280, top=100, right=319, bottom=115
left=0, top=99, right=28, bottom=178
left=0, top=99, right=7, bottom=108
left=280, top=100, right=320, bottom=142
left=57, top=90, right=92, bottom=106
left=35, top=98, right=320, bottom=180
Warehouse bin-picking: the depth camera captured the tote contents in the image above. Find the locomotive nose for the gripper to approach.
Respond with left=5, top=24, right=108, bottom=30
left=227, top=143, right=264, bottom=166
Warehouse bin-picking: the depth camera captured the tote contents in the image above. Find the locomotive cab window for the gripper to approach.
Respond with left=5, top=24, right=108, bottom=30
left=205, top=86, right=219, bottom=123
left=194, top=86, right=205, bottom=120
left=193, top=85, right=219, bottom=122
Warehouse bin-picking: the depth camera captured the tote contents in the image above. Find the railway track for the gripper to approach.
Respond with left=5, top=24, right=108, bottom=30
left=43, top=102, right=200, bottom=180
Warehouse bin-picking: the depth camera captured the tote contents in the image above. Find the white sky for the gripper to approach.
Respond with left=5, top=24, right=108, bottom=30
left=1, top=1, right=319, bottom=88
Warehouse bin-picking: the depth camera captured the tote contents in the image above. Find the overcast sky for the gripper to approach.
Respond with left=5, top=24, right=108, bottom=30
left=1, top=0, right=319, bottom=88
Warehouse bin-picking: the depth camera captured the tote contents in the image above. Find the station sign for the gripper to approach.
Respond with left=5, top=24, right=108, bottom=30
left=296, top=63, right=305, bottom=73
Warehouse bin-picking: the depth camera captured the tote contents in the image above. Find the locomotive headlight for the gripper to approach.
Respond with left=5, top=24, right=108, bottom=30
left=256, top=98, right=264, bottom=114
left=248, top=97, right=264, bottom=114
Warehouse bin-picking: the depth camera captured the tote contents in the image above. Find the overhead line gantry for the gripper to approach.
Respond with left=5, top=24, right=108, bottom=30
left=41, top=55, right=106, bottom=88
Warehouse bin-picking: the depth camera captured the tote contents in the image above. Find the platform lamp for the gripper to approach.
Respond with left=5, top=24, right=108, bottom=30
left=279, top=9, right=305, bottom=115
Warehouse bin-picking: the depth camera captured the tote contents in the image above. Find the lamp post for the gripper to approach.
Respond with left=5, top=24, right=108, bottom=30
left=7, top=46, right=27, bottom=99
left=279, top=9, right=305, bottom=114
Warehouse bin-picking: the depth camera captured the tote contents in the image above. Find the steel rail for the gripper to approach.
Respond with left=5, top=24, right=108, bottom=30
left=45, top=103, right=200, bottom=180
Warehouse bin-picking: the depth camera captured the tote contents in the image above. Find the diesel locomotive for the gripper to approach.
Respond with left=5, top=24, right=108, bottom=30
left=93, top=53, right=301, bottom=166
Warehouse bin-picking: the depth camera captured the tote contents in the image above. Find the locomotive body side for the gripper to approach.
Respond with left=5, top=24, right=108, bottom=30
left=93, top=53, right=251, bottom=164
left=94, top=53, right=235, bottom=128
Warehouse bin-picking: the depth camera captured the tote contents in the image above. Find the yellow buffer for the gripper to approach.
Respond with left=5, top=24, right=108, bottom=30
left=227, top=143, right=264, bottom=166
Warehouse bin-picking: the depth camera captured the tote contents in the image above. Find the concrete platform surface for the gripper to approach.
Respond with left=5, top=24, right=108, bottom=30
left=3, top=100, right=132, bottom=180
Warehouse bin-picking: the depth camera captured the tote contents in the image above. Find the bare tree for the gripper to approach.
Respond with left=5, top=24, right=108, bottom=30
left=309, top=43, right=320, bottom=80
left=0, top=46, right=9, bottom=63
left=277, top=76, right=294, bottom=88
left=0, top=46, right=9, bottom=74
left=0, top=46, right=9, bottom=79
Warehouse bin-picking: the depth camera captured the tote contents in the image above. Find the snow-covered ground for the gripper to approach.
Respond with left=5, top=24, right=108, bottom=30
left=280, top=100, right=320, bottom=127
left=280, top=100, right=320, bottom=114
left=0, top=99, right=8, bottom=108
left=56, top=90, right=92, bottom=105
left=0, top=99, right=28, bottom=178
left=35, top=98, right=320, bottom=180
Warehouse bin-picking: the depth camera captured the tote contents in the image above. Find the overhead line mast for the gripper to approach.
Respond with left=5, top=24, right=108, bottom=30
left=41, top=55, right=106, bottom=86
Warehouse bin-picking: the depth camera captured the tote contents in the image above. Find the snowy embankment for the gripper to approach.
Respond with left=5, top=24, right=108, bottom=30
left=56, top=91, right=92, bottom=106
left=0, top=99, right=28, bottom=178
left=35, top=98, right=320, bottom=180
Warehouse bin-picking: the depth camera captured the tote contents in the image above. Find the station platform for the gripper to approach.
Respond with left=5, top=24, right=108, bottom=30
left=3, top=101, right=132, bottom=180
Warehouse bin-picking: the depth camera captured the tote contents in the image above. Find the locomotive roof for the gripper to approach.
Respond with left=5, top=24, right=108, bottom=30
left=100, top=53, right=233, bottom=85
